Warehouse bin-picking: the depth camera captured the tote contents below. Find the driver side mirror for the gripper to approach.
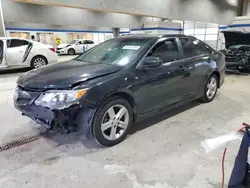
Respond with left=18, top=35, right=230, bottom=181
left=139, top=56, right=163, bottom=69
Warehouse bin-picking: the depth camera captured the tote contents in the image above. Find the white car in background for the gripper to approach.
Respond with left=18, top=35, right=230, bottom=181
left=0, top=37, right=58, bottom=70
left=56, top=39, right=96, bottom=55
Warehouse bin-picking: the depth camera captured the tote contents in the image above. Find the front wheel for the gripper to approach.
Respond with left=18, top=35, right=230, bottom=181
left=68, top=48, right=75, bottom=55
left=201, top=74, right=218, bottom=102
left=92, top=97, right=133, bottom=147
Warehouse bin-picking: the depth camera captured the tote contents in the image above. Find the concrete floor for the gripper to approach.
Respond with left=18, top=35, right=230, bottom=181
left=0, top=57, right=249, bottom=187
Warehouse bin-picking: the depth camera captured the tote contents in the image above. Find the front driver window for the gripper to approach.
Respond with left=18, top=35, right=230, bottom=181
left=147, top=39, right=180, bottom=63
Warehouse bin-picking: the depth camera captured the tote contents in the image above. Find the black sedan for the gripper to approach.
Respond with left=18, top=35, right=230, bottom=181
left=14, top=35, right=225, bottom=146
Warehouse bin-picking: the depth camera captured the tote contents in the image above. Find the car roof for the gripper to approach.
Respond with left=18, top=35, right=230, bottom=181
left=74, top=39, right=93, bottom=41
left=119, top=34, right=193, bottom=40
left=0, top=37, right=32, bottom=41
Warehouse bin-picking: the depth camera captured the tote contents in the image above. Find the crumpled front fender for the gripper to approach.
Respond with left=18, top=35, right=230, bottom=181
left=74, top=106, right=97, bottom=139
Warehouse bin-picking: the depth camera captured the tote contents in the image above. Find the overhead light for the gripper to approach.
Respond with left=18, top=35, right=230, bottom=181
left=226, top=0, right=237, bottom=7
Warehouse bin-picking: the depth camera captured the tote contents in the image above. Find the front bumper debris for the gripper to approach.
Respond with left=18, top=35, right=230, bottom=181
left=15, top=100, right=80, bottom=130
left=14, top=86, right=97, bottom=137
left=16, top=103, right=54, bottom=129
left=14, top=86, right=81, bottom=132
left=224, top=53, right=250, bottom=71
left=226, top=61, right=250, bottom=71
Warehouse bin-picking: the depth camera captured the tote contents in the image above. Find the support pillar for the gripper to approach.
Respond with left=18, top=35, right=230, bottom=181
left=112, top=28, right=120, bottom=38
left=0, top=0, right=6, bottom=37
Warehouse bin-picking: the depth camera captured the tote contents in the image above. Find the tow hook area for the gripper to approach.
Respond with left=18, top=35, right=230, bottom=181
left=74, top=106, right=97, bottom=139
left=51, top=105, right=81, bottom=134
left=49, top=105, right=97, bottom=139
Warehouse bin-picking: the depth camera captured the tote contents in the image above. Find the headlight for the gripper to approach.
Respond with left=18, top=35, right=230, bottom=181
left=34, top=89, right=88, bottom=109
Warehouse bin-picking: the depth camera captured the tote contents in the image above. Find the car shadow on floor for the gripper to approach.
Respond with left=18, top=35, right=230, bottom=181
left=0, top=67, right=30, bottom=75
left=130, top=101, right=200, bottom=135
left=0, top=101, right=202, bottom=168
left=43, top=100, right=201, bottom=150
left=226, top=70, right=250, bottom=76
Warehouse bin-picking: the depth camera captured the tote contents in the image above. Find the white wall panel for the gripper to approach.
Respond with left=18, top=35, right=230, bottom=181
left=2, top=0, right=140, bottom=28
left=206, top=28, right=219, bottom=34
left=16, top=0, right=239, bottom=24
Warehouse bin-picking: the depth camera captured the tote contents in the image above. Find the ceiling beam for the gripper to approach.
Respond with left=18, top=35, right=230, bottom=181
left=14, top=0, right=165, bottom=18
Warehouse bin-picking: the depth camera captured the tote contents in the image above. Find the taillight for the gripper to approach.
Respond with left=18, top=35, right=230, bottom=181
left=49, top=48, right=55, bottom=53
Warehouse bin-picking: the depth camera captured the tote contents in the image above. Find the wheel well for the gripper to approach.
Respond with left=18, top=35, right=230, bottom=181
left=31, top=55, right=48, bottom=66
left=106, top=92, right=137, bottom=122
left=68, top=48, right=75, bottom=52
left=212, top=71, right=220, bottom=88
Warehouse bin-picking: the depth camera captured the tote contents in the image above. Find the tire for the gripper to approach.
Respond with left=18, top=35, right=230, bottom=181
left=31, top=56, right=47, bottom=69
left=92, top=97, right=133, bottom=147
left=201, top=74, right=218, bottom=102
left=68, top=48, right=75, bottom=55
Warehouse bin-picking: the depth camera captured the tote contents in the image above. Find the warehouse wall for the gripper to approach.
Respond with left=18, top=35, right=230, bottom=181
left=5, top=22, right=114, bottom=47
left=16, top=0, right=239, bottom=24
left=5, top=23, right=113, bottom=33
left=2, top=0, right=140, bottom=28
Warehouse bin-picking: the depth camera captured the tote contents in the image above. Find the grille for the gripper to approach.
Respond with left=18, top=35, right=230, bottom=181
left=16, top=98, right=31, bottom=105
left=14, top=86, right=41, bottom=106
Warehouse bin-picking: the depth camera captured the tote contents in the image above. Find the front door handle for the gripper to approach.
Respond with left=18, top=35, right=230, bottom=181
left=179, top=65, right=191, bottom=77
left=179, top=65, right=187, bottom=71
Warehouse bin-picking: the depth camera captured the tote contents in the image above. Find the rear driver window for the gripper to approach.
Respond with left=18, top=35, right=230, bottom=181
left=179, top=38, right=209, bottom=58
left=87, top=40, right=94, bottom=44
left=8, top=39, right=29, bottom=48
left=147, top=39, right=180, bottom=63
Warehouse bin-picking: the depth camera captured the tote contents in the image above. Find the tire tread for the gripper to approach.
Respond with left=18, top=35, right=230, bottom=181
left=92, top=96, right=132, bottom=147
left=201, top=74, right=218, bottom=103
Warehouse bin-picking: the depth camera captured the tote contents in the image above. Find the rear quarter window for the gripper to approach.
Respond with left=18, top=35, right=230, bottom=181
left=179, top=37, right=211, bottom=58
left=7, top=39, right=29, bottom=48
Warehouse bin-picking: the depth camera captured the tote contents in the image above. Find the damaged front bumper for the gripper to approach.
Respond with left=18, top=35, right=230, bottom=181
left=226, top=61, right=250, bottom=71
left=14, top=87, right=96, bottom=137
left=225, top=53, right=250, bottom=71
left=14, top=102, right=79, bottom=130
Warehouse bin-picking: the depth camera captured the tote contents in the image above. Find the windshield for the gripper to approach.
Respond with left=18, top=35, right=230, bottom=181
left=75, top=38, right=151, bottom=66
left=69, top=40, right=78, bottom=44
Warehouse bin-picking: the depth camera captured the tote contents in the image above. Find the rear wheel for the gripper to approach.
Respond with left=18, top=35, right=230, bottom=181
left=92, top=97, right=133, bottom=147
left=68, top=48, right=75, bottom=55
left=31, top=56, right=47, bottom=69
left=201, top=74, right=218, bottom=102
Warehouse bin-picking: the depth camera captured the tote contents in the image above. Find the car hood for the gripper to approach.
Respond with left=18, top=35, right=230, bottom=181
left=17, top=60, right=122, bottom=90
left=222, top=31, right=250, bottom=49
left=57, top=44, right=71, bottom=48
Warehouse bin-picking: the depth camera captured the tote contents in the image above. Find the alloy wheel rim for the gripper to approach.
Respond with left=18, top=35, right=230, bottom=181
left=34, top=58, right=46, bottom=68
left=206, top=77, right=217, bottom=99
left=69, top=50, right=74, bottom=55
left=101, top=104, right=129, bottom=141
